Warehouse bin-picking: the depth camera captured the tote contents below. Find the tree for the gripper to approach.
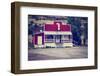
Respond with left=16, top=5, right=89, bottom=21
left=67, top=17, right=88, bottom=46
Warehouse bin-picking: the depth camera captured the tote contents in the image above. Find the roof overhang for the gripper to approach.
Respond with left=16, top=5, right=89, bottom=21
left=44, top=31, right=72, bottom=35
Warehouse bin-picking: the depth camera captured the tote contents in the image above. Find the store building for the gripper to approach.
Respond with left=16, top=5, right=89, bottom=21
left=33, top=21, right=73, bottom=48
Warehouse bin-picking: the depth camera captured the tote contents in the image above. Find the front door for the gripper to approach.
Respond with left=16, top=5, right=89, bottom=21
left=55, top=35, right=62, bottom=43
left=38, top=36, right=42, bottom=45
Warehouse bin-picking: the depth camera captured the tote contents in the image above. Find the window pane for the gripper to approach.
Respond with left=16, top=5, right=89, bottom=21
left=45, top=35, right=54, bottom=42
left=61, top=35, right=72, bottom=43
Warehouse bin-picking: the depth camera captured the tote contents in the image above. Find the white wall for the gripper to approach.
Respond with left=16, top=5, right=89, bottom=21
left=0, top=0, right=100, bottom=76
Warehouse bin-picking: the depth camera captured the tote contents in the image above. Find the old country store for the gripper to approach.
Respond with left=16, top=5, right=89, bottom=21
left=33, top=21, right=73, bottom=48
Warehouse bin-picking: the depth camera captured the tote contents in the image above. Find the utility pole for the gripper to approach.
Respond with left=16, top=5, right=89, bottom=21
left=80, top=19, right=86, bottom=46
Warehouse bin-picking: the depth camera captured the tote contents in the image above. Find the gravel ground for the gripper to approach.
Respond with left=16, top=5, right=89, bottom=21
left=28, top=46, right=88, bottom=61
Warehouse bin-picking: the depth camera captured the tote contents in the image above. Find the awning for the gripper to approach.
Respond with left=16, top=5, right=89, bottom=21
left=44, top=31, right=72, bottom=35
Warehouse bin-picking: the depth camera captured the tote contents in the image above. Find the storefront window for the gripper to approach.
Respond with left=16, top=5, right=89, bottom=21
left=62, top=35, right=72, bottom=43
left=45, top=35, right=54, bottom=42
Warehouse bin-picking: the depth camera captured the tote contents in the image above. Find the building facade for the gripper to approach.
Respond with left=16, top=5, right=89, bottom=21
left=33, top=21, right=73, bottom=48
